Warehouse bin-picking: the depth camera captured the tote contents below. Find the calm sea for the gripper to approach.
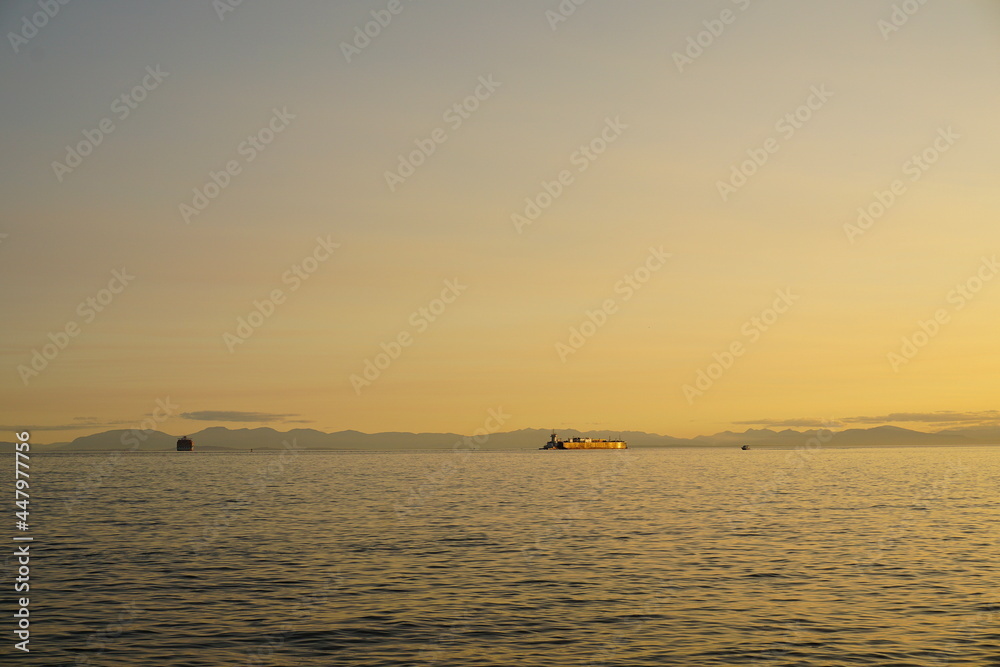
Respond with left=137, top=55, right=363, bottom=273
left=8, top=445, right=999, bottom=666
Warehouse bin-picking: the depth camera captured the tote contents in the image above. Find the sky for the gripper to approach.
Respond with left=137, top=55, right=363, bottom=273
left=2, top=0, right=1000, bottom=443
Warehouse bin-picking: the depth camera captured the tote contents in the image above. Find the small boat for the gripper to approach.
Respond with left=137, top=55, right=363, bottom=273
left=177, top=436, right=194, bottom=452
left=741, top=444, right=750, bottom=450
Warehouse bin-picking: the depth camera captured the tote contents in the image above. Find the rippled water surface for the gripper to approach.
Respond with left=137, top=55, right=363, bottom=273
left=13, top=446, right=1000, bottom=665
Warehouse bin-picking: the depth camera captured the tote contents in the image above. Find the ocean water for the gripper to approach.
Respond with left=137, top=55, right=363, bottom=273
left=9, top=445, right=1000, bottom=666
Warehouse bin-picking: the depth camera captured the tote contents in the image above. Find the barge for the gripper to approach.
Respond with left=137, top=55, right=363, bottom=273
left=540, top=431, right=627, bottom=450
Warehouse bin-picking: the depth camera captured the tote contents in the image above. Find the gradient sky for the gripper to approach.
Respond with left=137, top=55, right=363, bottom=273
left=3, top=0, right=1000, bottom=443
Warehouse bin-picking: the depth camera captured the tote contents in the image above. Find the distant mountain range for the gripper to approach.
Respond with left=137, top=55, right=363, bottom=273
left=2, top=424, right=998, bottom=453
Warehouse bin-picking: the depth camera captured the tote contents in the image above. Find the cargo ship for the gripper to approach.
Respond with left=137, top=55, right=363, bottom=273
left=176, top=436, right=194, bottom=452
left=540, top=431, right=627, bottom=450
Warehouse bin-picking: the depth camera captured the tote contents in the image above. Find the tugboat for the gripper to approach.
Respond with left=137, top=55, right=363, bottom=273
left=540, top=431, right=627, bottom=450
left=176, top=435, right=194, bottom=452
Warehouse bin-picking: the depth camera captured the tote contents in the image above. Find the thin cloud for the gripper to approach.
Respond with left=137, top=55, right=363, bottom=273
left=732, top=418, right=842, bottom=428
left=181, top=411, right=301, bottom=423
left=0, top=419, right=131, bottom=432
left=735, top=411, right=1000, bottom=428
left=843, top=411, right=1000, bottom=424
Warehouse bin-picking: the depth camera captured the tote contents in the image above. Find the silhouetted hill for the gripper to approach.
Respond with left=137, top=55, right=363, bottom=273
left=57, top=429, right=178, bottom=451
left=829, top=425, right=973, bottom=447
left=935, top=425, right=1000, bottom=444
left=1, top=424, right=994, bottom=453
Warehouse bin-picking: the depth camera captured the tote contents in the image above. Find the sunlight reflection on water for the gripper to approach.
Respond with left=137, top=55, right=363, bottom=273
left=18, top=446, right=1000, bottom=665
